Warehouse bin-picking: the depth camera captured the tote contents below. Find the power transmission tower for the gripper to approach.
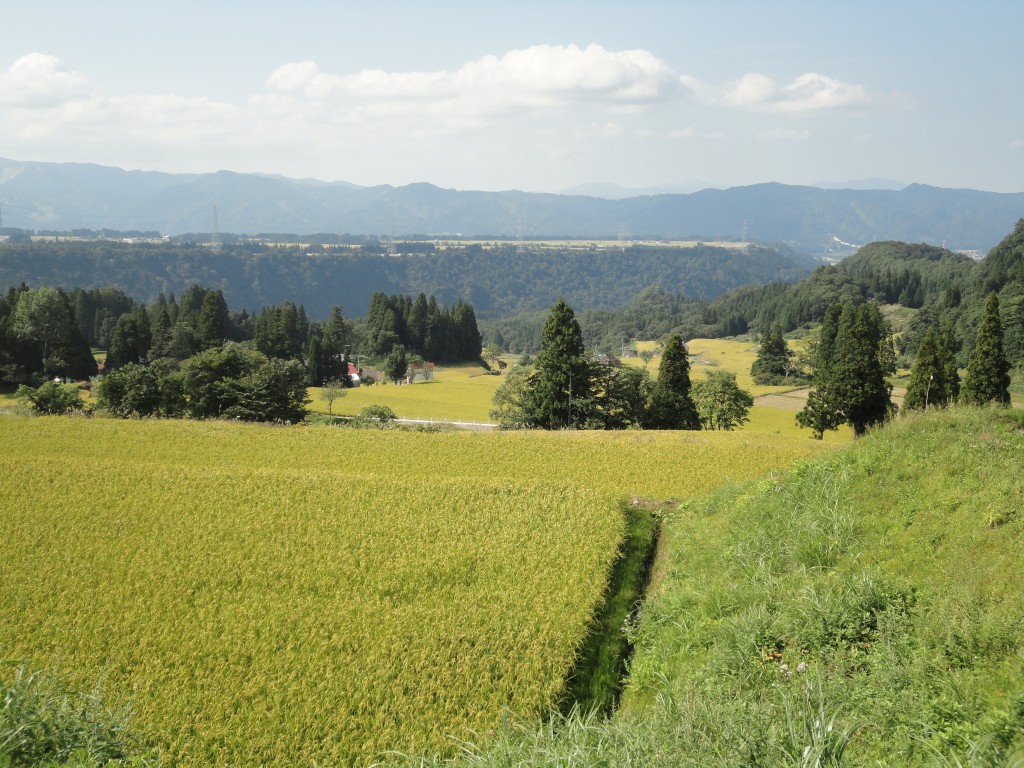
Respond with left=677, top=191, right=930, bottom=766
left=211, top=204, right=221, bottom=250
left=618, top=223, right=626, bottom=251
left=386, top=214, right=396, bottom=256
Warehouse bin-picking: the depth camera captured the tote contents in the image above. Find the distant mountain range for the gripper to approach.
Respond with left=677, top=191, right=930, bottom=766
left=1, top=158, right=1021, bottom=254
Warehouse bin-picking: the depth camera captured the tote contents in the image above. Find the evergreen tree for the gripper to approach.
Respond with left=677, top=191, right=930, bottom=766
left=320, top=306, right=353, bottom=384
left=529, top=298, right=594, bottom=429
left=106, top=309, right=152, bottom=369
left=195, top=290, right=229, bottom=350
left=938, top=323, right=961, bottom=404
left=10, top=287, right=97, bottom=381
left=798, top=302, right=893, bottom=438
left=646, top=334, right=699, bottom=429
left=902, top=327, right=946, bottom=412
left=408, top=293, right=429, bottom=353
left=751, top=322, right=794, bottom=384
left=961, top=292, right=1011, bottom=406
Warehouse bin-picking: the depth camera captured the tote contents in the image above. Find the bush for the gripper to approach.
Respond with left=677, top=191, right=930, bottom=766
left=14, top=382, right=83, bottom=415
left=354, top=404, right=396, bottom=427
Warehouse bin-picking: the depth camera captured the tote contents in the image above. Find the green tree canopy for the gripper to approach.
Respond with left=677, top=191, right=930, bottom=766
left=961, top=292, right=1011, bottom=406
left=797, top=302, right=894, bottom=438
left=751, top=322, right=796, bottom=384
left=902, top=328, right=948, bottom=412
left=646, top=334, right=699, bottom=429
left=383, top=343, right=409, bottom=384
left=529, top=298, right=594, bottom=429
left=692, top=369, right=754, bottom=430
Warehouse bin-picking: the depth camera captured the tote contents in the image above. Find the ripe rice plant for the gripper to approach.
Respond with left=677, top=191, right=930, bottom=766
left=0, top=417, right=830, bottom=765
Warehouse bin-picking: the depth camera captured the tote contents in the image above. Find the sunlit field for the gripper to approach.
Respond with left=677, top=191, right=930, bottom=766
left=0, top=416, right=833, bottom=765
left=309, top=362, right=501, bottom=423
left=626, top=337, right=808, bottom=398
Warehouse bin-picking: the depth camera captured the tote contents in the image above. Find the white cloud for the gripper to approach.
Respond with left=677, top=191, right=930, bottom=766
left=0, top=47, right=880, bottom=187
left=1011, top=139, right=1024, bottom=149
left=758, top=128, right=812, bottom=142
left=266, top=43, right=680, bottom=120
left=0, top=53, right=91, bottom=107
left=702, top=71, right=868, bottom=112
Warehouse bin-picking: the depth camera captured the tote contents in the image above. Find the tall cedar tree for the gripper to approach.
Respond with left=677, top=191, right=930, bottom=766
left=798, top=302, right=893, bottom=438
left=939, top=324, right=961, bottom=403
left=646, top=334, right=699, bottom=429
left=961, top=292, right=1011, bottom=406
left=529, top=298, right=593, bottom=429
left=903, top=327, right=947, bottom=411
left=751, top=322, right=794, bottom=383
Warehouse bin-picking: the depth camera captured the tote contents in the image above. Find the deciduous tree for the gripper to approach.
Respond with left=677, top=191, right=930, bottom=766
left=693, top=369, right=753, bottom=430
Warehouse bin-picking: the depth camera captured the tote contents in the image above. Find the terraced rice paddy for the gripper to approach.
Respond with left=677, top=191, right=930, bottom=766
left=0, top=416, right=833, bottom=765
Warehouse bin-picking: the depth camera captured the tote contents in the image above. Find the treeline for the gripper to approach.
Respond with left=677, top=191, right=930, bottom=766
left=491, top=299, right=753, bottom=432
left=486, top=220, right=1024, bottom=373
left=0, top=239, right=813, bottom=320
left=364, top=292, right=481, bottom=361
left=1, top=282, right=483, bottom=392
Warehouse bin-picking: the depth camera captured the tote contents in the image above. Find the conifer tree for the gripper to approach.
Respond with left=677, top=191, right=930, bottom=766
left=195, top=290, right=228, bottom=350
left=961, top=292, right=1011, bottom=406
left=529, top=298, right=593, bottom=429
left=903, top=327, right=946, bottom=411
left=751, top=321, right=794, bottom=384
left=646, top=333, right=699, bottom=429
left=798, top=302, right=893, bottom=438
left=938, top=324, right=961, bottom=403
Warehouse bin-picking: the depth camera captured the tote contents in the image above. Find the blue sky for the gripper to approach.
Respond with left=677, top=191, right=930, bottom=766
left=2, top=0, right=1022, bottom=192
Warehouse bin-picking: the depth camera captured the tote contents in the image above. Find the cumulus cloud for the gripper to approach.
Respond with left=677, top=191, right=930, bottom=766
left=267, top=44, right=680, bottom=116
left=0, top=53, right=91, bottom=107
left=698, top=71, right=869, bottom=112
left=0, top=47, right=879, bottom=185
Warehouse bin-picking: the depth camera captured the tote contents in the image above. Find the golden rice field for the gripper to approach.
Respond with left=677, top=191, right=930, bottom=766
left=0, top=416, right=833, bottom=766
left=311, top=362, right=499, bottom=423
left=627, top=336, right=806, bottom=398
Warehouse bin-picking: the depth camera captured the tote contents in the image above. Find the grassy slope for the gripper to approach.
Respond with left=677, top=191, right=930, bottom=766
left=415, top=407, right=1024, bottom=766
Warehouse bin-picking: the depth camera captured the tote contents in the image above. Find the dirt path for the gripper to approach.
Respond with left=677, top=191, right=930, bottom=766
left=754, top=387, right=906, bottom=410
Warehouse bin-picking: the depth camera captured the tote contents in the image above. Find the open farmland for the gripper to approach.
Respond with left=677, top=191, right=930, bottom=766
left=0, top=417, right=833, bottom=765
left=310, top=362, right=501, bottom=424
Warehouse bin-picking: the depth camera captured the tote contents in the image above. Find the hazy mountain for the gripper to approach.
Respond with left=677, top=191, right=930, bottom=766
left=1, top=158, right=1020, bottom=254
left=811, top=178, right=907, bottom=191
left=557, top=181, right=720, bottom=198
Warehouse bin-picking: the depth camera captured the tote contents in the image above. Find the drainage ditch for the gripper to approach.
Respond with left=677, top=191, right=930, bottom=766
left=560, top=500, right=662, bottom=715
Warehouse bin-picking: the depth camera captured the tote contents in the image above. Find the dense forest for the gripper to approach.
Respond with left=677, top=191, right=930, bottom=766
left=0, top=283, right=482, bottom=392
left=0, top=239, right=814, bottom=319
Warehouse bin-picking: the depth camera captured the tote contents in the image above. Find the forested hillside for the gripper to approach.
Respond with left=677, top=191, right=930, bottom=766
left=486, top=221, right=1024, bottom=366
left=0, top=240, right=812, bottom=319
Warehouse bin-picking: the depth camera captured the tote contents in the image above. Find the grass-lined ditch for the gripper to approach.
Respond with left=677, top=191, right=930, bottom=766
left=562, top=502, right=661, bottom=716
